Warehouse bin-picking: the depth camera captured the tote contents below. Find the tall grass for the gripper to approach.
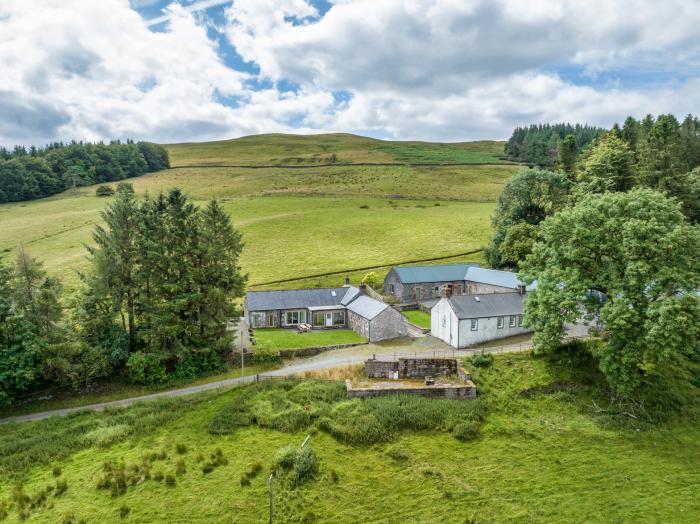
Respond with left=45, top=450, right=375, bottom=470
left=0, top=395, right=206, bottom=480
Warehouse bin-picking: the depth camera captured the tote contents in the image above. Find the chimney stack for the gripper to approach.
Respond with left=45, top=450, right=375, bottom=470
left=359, top=283, right=367, bottom=294
left=343, top=275, right=351, bottom=287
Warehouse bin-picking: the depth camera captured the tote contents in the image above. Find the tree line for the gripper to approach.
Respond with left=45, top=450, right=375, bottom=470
left=0, top=140, right=170, bottom=204
left=488, top=113, right=700, bottom=397
left=0, top=187, right=246, bottom=405
left=504, top=123, right=606, bottom=166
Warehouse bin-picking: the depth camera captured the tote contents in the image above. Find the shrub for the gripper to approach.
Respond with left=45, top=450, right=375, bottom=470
left=54, top=478, right=68, bottom=496
left=252, top=345, right=281, bottom=365
left=116, top=182, right=134, bottom=194
left=119, top=505, right=130, bottom=519
left=153, top=470, right=164, bottom=482
left=274, top=445, right=318, bottom=486
left=175, top=459, right=186, bottom=475
left=165, top=473, right=176, bottom=487
left=469, top=353, right=494, bottom=368
left=330, top=470, right=339, bottom=483
left=453, top=420, right=480, bottom=441
left=61, top=512, right=76, bottom=524
left=386, top=445, right=410, bottom=461
left=240, top=474, right=251, bottom=487
left=361, top=271, right=379, bottom=289
left=52, top=465, right=62, bottom=477
left=175, top=443, right=187, bottom=454
left=126, top=352, right=167, bottom=385
left=95, top=185, right=114, bottom=197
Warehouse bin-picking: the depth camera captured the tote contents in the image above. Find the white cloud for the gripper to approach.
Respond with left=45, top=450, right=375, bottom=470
left=0, top=0, right=699, bottom=145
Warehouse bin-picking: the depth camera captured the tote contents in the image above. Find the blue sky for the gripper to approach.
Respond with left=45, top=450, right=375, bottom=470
left=1, top=1, right=699, bottom=145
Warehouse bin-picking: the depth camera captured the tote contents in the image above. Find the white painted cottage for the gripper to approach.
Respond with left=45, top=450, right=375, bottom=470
left=431, top=292, right=532, bottom=348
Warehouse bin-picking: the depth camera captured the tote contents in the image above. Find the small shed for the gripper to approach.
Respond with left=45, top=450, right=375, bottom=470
left=347, top=296, right=408, bottom=342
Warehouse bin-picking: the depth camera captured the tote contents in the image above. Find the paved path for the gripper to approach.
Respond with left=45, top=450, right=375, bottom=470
left=0, top=337, right=537, bottom=426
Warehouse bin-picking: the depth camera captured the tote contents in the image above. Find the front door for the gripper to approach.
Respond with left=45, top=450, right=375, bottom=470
left=325, top=312, right=333, bottom=327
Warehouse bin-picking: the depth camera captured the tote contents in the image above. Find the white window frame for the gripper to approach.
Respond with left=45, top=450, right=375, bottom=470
left=332, top=310, right=345, bottom=326
left=497, top=316, right=504, bottom=329
left=470, top=319, right=478, bottom=331
left=509, top=315, right=516, bottom=328
left=285, top=310, right=306, bottom=326
left=518, top=314, right=524, bottom=327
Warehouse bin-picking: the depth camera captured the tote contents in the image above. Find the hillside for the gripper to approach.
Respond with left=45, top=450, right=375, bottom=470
left=0, top=134, right=517, bottom=291
left=166, top=133, right=511, bottom=167
left=1, top=351, right=698, bottom=523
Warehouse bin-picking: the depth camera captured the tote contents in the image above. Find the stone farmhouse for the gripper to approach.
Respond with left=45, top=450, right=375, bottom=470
left=431, top=292, right=531, bottom=348
left=244, top=285, right=408, bottom=342
left=383, top=263, right=535, bottom=303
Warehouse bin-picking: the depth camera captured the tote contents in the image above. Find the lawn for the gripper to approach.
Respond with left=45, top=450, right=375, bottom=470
left=253, top=328, right=366, bottom=351
left=401, top=309, right=432, bottom=328
left=1, top=350, right=698, bottom=523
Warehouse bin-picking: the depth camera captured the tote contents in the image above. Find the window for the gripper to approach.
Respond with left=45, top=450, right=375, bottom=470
left=332, top=310, right=345, bottom=326
left=312, top=312, right=325, bottom=327
left=518, top=314, right=524, bottom=327
left=470, top=319, right=478, bottom=331
left=509, top=315, right=516, bottom=328
left=251, top=313, right=265, bottom=328
left=433, top=286, right=440, bottom=297
left=455, top=284, right=464, bottom=295
left=285, top=310, right=306, bottom=325
left=497, top=316, right=504, bottom=329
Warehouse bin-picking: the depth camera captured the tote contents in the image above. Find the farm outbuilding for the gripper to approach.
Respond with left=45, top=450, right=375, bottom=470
left=431, top=292, right=531, bottom=348
left=347, top=295, right=408, bottom=342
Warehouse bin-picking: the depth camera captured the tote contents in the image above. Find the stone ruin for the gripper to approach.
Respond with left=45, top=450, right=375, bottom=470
left=345, top=356, right=476, bottom=400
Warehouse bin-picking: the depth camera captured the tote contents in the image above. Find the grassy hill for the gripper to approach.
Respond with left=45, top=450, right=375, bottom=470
left=0, top=134, right=517, bottom=291
left=1, top=350, right=698, bottom=523
left=166, top=133, right=511, bottom=167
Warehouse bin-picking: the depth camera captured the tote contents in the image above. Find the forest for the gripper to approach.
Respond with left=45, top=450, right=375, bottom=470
left=0, top=140, right=169, bottom=203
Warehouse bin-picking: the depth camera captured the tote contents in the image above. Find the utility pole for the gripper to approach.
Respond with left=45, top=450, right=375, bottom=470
left=240, top=320, right=245, bottom=383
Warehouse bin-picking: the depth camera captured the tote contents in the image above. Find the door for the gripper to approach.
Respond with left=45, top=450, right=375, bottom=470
left=325, top=312, right=333, bottom=327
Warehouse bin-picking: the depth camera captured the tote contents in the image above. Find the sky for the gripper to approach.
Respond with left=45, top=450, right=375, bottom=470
left=1, top=0, right=700, bottom=146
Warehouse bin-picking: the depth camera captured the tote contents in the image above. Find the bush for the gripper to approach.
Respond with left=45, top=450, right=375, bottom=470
left=469, top=353, right=494, bottom=368
left=54, top=478, right=68, bottom=496
left=453, top=420, right=480, bottom=441
left=95, top=185, right=114, bottom=197
left=119, top=505, right=130, bottom=519
left=274, top=445, right=318, bottom=486
left=52, top=465, right=62, bottom=477
left=252, top=345, right=281, bottom=364
left=165, top=473, right=176, bottom=487
left=361, top=271, right=379, bottom=288
left=126, top=352, right=167, bottom=385
left=175, top=443, right=187, bottom=454
left=116, top=182, right=134, bottom=194
left=175, top=459, right=186, bottom=475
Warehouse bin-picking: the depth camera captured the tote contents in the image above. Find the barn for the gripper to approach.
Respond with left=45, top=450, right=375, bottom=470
left=346, top=295, right=408, bottom=342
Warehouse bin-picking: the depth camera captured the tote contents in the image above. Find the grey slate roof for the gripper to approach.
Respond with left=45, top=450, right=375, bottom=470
left=392, top=263, right=480, bottom=284
left=346, top=295, right=389, bottom=320
left=448, top=292, right=525, bottom=319
left=340, top=286, right=361, bottom=305
left=465, top=267, right=521, bottom=289
left=246, top=287, right=348, bottom=311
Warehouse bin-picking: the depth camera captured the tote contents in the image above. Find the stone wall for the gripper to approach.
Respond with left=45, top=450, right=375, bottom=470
left=364, top=360, right=399, bottom=379
left=346, top=380, right=477, bottom=400
left=368, top=306, right=408, bottom=342
left=348, top=311, right=370, bottom=339
left=398, top=357, right=458, bottom=378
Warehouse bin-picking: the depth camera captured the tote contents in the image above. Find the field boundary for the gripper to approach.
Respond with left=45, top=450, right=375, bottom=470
left=169, top=161, right=517, bottom=169
left=248, top=249, right=483, bottom=287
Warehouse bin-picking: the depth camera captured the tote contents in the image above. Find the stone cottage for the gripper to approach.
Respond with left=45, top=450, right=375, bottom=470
left=431, top=292, right=532, bottom=348
left=383, top=263, right=536, bottom=303
left=244, top=286, right=407, bottom=342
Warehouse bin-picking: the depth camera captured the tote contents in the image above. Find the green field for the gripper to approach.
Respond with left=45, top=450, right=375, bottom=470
left=253, top=329, right=366, bottom=351
left=0, top=134, right=516, bottom=292
left=2, top=350, right=697, bottom=523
